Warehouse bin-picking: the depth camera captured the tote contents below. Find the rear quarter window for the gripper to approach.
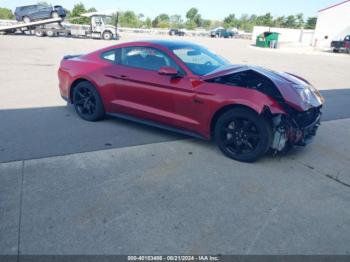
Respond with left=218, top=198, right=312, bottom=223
left=101, top=49, right=120, bottom=64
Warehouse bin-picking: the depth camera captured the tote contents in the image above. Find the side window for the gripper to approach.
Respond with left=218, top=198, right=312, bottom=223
left=101, top=49, right=120, bottom=63
left=119, top=46, right=180, bottom=72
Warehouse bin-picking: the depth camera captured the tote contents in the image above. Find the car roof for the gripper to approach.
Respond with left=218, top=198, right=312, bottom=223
left=115, top=40, right=203, bottom=50
left=16, top=4, right=46, bottom=8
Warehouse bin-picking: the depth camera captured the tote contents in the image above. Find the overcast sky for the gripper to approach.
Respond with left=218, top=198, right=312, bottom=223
left=0, top=0, right=340, bottom=19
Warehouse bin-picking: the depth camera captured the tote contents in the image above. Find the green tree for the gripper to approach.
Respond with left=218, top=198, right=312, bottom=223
left=201, top=19, right=211, bottom=30
left=119, top=11, right=141, bottom=27
left=273, top=16, right=286, bottom=28
left=209, top=20, right=223, bottom=29
left=260, top=12, right=273, bottom=26
left=296, top=13, right=304, bottom=28
left=186, top=8, right=198, bottom=20
left=185, top=20, right=197, bottom=30
left=0, top=7, right=14, bottom=19
left=143, top=17, right=152, bottom=28
left=70, top=3, right=98, bottom=24
left=185, top=7, right=202, bottom=28
left=152, top=13, right=170, bottom=28
left=169, top=14, right=183, bottom=29
left=87, top=7, right=97, bottom=13
left=223, top=14, right=236, bottom=28
left=238, top=14, right=254, bottom=32
left=71, top=3, right=86, bottom=17
left=305, top=17, right=317, bottom=29
left=284, top=15, right=297, bottom=28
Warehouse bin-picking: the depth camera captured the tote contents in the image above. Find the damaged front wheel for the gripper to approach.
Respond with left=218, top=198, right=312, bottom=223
left=215, top=108, right=273, bottom=163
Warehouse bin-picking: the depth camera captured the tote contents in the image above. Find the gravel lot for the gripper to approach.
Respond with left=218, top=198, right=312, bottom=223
left=0, top=33, right=350, bottom=256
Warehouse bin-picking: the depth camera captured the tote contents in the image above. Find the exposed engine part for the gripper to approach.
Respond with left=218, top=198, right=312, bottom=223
left=270, top=106, right=321, bottom=152
left=272, top=127, right=288, bottom=151
left=206, top=69, right=284, bottom=103
left=272, top=114, right=282, bottom=126
left=271, top=115, right=288, bottom=151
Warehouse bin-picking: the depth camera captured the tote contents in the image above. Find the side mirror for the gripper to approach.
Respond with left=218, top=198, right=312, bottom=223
left=158, top=66, right=179, bottom=76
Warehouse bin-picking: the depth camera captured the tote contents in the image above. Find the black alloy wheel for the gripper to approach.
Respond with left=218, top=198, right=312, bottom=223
left=73, top=81, right=105, bottom=121
left=215, top=108, right=273, bottom=162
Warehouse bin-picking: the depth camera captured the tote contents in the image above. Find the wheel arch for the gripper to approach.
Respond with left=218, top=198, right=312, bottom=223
left=69, top=78, right=92, bottom=103
left=209, top=103, right=278, bottom=139
left=102, top=30, right=113, bottom=38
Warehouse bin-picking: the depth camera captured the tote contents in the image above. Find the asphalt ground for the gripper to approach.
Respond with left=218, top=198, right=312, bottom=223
left=0, top=35, right=349, bottom=163
left=0, top=88, right=349, bottom=163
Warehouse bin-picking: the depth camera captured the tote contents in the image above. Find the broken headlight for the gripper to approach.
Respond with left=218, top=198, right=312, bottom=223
left=293, top=84, right=324, bottom=108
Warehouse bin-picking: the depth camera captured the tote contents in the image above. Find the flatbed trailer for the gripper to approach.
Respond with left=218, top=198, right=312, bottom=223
left=0, top=17, right=63, bottom=34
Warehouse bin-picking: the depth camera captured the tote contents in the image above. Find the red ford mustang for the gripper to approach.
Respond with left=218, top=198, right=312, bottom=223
left=58, top=40, right=324, bottom=162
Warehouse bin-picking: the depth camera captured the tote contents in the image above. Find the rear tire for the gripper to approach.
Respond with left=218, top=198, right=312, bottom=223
left=72, top=81, right=105, bottom=121
left=51, top=11, right=59, bottom=18
left=214, top=108, right=273, bottom=162
left=46, top=30, right=56, bottom=37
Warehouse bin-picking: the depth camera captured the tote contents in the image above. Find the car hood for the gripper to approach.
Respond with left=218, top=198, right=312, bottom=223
left=202, top=64, right=324, bottom=111
left=202, top=64, right=303, bottom=84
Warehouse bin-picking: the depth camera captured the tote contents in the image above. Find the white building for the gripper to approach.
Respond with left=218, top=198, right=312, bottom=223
left=314, top=0, right=350, bottom=48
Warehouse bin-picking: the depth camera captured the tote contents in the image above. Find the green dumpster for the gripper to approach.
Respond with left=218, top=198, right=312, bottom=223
left=256, top=32, right=280, bottom=48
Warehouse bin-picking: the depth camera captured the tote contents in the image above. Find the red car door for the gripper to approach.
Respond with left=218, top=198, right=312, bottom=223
left=105, top=46, right=201, bottom=132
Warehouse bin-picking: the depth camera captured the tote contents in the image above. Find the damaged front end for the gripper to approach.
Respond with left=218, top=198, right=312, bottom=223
left=271, top=106, right=322, bottom=152
left=205, top=65, right=324, bottom=153
left=268, top=70, right=324, bottom=152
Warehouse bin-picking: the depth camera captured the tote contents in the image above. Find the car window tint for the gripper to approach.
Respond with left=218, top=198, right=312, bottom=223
left=120, top=46, right=180, bottom=71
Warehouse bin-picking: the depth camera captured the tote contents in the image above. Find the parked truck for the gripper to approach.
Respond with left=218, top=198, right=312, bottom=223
left=0, top=12, right=119, bottom=40
left=331, top=35, right=350, bottom=53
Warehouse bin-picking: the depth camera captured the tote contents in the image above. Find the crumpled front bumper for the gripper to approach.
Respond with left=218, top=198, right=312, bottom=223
left=293, top=113, right=321, bottom=146
left=271, top=106, right=322, bottom=151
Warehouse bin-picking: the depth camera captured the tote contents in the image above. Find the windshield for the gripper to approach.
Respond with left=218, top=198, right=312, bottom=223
left=171, top=45, right=229, bottom=75
left=102, top=16, right=113, bottom=25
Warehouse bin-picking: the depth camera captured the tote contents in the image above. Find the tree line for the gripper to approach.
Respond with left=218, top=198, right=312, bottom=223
left=0, top=3, right=318, bottom=32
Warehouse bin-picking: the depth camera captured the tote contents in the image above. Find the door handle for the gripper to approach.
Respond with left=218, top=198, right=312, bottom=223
left=118, top=74, right=129, bottom=79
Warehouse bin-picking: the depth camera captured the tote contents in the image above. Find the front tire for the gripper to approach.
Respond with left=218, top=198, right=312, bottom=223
left=35, top=30, right=45, bottom=37
left=72, top=81, right=105, bottom=121
left=102, top=31, right=113, bottom=40
left=214, top=108, right=273, bottom=162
